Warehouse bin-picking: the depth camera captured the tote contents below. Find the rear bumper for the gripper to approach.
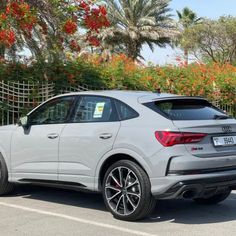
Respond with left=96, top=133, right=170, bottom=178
left=168, top=165, right=236, bottom=175
left=150, top=171, right=236, bottom=199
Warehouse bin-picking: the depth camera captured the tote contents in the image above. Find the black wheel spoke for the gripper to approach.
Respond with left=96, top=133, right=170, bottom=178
left=123, top=195, right=128, bottom=215
left=126, top=179, right=138, bottom=189
left=118, top=167, right=124, bottom=187
left=127, top=191, right=140, bottom=198
left=107, top=191, right=122, bottom=201
left=105, top=185, right=121, bottom=192
left=115, top=195, right=123, bottom=212
left=126, top=194, right=136, bottom=209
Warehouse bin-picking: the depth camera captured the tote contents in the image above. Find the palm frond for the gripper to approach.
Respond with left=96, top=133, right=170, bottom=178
left=101, top=0, right=178, bottom=59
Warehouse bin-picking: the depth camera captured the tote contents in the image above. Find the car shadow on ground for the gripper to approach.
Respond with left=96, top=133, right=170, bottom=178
left=147, top=194, right=236, bottom=224
left=11, top=185, right=107, bottom=211
left=8, top=185, right=236, bottom=224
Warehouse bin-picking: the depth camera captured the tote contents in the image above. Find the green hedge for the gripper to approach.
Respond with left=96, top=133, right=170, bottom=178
left=1, top=55, right=236, bottom=107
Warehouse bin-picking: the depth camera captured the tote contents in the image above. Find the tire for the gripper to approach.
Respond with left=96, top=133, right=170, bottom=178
left=102, top=160, right=156, bottom=221
left=194, top=190, right=231, bottom=205
left=0, top=154, right=14, bottom=196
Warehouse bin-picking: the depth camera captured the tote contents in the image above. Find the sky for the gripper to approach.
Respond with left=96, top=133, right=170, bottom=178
left=141, top=0, right=236, bottom=65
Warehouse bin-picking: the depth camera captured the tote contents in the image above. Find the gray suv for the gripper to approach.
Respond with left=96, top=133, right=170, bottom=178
left=0, top=91, right=236, bottom=221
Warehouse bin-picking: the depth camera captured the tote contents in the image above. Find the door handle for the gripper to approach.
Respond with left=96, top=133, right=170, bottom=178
left=99, top=133, right=112, bottom=140
left=47, top=133, right=59, bottom=139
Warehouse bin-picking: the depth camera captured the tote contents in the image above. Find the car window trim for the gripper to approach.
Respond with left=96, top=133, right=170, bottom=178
left=114, top=99, right=139, bottom=121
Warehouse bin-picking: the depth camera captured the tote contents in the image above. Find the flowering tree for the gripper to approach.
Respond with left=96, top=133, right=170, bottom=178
left=0, top=0, right=37, bottom=56
left=0, top=0, right=109, bottom=60
left=62, top=0, right=110, bottom=52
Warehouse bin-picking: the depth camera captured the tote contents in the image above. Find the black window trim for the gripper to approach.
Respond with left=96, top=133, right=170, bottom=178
left=28, top=94, right=140, bottom=125
left=114, top=99, right=140, bottom=121
left=28, top=95, right=77, bottom=126
left=68, top=94, right=120, bottom=123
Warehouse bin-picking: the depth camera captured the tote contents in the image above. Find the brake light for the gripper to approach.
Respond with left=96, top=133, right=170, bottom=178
left=155, top=131, right=207, bottom=147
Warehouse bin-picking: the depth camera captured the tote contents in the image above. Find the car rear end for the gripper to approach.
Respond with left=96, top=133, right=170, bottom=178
left=142, top=95, right=236, bottom=199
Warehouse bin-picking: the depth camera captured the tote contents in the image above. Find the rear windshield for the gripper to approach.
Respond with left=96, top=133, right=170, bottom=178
left=144, top=99, right=227, bottom=120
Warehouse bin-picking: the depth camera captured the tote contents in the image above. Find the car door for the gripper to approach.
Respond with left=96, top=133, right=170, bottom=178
left=58, top=95, right=121, bottom=188
left=11, top=96, right=75, bottom=181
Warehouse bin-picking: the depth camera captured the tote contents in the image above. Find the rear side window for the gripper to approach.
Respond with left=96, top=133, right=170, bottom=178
left=72, top=96, right=118, bottom=123
left=144, top=99, right=227, bottom=120
left=115, top=100, right=139, bottom=120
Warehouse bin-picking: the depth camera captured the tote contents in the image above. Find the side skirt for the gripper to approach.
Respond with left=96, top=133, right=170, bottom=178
left=17, top=179, right=99, bottom=194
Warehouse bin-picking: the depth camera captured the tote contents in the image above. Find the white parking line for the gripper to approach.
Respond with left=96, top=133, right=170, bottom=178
left=0, top=202, right=158, bottom=236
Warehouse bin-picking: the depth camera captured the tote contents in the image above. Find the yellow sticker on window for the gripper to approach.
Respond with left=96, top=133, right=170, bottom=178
left=94, top=102, right=105, bottom=118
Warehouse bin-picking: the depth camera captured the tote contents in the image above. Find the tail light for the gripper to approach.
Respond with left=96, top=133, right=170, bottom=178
left=155, top=131, right=207, bottom=147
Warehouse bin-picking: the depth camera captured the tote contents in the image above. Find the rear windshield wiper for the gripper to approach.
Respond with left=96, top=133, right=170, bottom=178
left=214, top=115, right=230, bottom=120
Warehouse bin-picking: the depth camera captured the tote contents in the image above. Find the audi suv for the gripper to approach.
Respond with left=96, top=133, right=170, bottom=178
left=0, top=91, right=236, bottom=221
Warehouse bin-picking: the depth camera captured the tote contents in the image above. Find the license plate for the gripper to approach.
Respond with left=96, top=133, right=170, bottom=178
left=213, top=136, right=236, bottom=147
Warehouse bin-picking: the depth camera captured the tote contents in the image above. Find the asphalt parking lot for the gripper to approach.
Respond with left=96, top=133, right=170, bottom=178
left=0, top=186, right=236, bottom=236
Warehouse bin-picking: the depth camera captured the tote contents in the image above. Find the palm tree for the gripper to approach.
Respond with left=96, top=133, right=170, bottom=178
left=177, top=7, right=202, bottom=29
left=176, top=7, right=202, bottom=64
left=99, top=0, right=179, bottom=60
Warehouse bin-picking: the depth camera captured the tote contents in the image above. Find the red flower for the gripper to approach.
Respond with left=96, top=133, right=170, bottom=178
left=88, top=36, right=100, bottom=47
left=79, top=1, right=90, bottom=12
left=84, top=13, right=110, bottom=31
left=7, top=2, right=31, bottom=19
left=63, top=19, right=77, bottom=35
left=20, top=15, right=37, bottom=31
left=7, top=30, right=16, bottom=46
left=70, top=40, right=81, bottom=52
left=0, top=13, right=7, bottom=21
left=0, top=30, right=16, bottom=47
left=83, top=5, right=110, bottom=31
left=99, top=6, right=107, bottom=16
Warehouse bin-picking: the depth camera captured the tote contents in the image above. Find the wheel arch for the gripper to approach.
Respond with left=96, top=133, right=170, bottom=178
left=0, top=147, right=10, bottom=170
left=96, top=150, right=152, bottom=191
left=0, top=150, right=11, bottom=178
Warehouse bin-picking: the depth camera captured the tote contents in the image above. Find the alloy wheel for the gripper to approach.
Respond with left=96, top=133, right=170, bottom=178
left=105, top=166, right=141, bottom=216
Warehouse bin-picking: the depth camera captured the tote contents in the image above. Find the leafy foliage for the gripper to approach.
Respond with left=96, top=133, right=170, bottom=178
left=1, top=55, right=236, bottom=109
left=0, top=1, right=36, bottom=50
left=0, top=0, right=110, bottom=61
left=176, top=7, right=202, bottom=64
left=98, top=0, right=179, bottom=60
left=180, top=16, right=236, bottom=64
left=177, top=7, right=203, bottom=29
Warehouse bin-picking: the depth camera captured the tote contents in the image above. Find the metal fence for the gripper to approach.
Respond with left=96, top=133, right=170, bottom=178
left=1, top=80, right=236, bottom=126
left=0, top=80, right=91, bottom=126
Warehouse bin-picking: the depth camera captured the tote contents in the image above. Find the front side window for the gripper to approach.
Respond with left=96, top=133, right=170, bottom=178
left=72, top=96, right=117, bottom=122
left=29, top=96, right=74, bottom=125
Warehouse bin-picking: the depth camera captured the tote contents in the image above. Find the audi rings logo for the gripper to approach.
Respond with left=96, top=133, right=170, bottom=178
left=222, top=126, right=232, bottom=133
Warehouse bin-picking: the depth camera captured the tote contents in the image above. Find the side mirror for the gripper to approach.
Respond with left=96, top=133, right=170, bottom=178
left=18, top=116, right=29, bottom=128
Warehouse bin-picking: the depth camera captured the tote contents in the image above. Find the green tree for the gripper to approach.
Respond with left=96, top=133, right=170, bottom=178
left=176, top=7, right=202, bottom=64
left=181, top=16, right=236, bottom=64
left=99, top=0, right=179, bottom=60
left=177, top=7, right=202, bottom=29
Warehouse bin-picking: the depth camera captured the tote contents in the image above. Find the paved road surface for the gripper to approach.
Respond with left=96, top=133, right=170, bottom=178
left=0, top=186, right=235, bottom=236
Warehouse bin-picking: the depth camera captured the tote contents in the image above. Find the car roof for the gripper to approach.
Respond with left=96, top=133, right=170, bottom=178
left=55, top=90, right=179, bottom=103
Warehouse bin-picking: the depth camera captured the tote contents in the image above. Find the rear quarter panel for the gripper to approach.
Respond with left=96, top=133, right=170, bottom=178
left=113, top=104, right=179, bottom=178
